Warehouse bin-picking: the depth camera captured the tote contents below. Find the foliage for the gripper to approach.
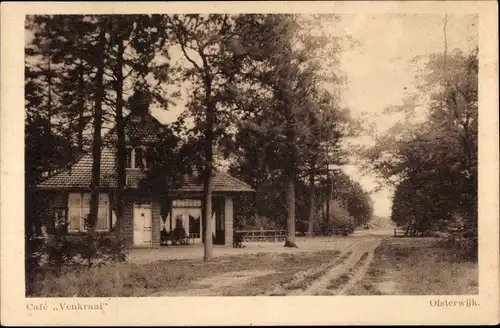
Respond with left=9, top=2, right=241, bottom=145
left=233, top=178, right=312, bottom=231
left=25, top=235, right=46, bottom=296
left=317, top=199, right=353, bottom=233
left=325, top=170, right=374, bottom=228
left=25, top=14, right=362, bottom=259
left=137, top=128, right=198, bottom=193
left=25, top=14, right=179, bottom=266
left=225, top=14, right=352, bottom=245
left=364, top=46, right=478, bottom=258
left=25, top=232, right=129, bottom=295
left=232, top=168, right=373, bottom=233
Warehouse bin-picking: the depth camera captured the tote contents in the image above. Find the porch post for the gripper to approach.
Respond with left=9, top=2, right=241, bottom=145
left=224, top=196, right=233, bottom=247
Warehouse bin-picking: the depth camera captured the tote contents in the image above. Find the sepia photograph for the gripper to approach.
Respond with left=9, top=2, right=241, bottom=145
left=1, top=1, right=499, bottom=326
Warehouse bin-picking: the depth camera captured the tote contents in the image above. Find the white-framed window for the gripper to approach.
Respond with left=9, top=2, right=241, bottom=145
left=67, top=192, right=110, bottom=232
left=126, top=146, right=148, bottom=169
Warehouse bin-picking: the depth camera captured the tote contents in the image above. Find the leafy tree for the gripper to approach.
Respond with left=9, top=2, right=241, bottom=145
left=318, top=199, right=352, bottom=234
left=228, top=14, right=349, bottom=247
left=26, top=15, right=113, bottom=266
left=26, top=15, right=178, bottom=245
left=166, top=14, right=252, bottom=260
left=364, top=46, right=478, bottom=256
left=137, top=124, right=196, bottom=194
left=105, top=15, right=172, bottom=236
left=86, top=19, right=108, bottom=266
left=25, top=15, right=110, bottom=269
left=315, top=170, right=373, bottom=234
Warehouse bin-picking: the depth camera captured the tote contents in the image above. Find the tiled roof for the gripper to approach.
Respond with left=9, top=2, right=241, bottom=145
left=103, top=114, right=166, bottom=145
left=174, top=170, right=255, bottom=193
left=37, top=148, right=118, bottom=189
left=36, top=114, right=254, bottom=193
left=37, top=149, right=254, bottom=192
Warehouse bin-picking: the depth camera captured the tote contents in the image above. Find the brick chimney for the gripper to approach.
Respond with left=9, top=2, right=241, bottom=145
left=129, top=88, right=151, bottom=122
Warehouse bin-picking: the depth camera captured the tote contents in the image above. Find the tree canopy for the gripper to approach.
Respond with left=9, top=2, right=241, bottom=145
left=364, top=46, right=477, bottom=252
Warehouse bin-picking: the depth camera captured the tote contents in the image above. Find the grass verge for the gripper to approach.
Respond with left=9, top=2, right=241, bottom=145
left=347, top=238, right=478, bottom=295
left=30, top=250, right=340, bottom=297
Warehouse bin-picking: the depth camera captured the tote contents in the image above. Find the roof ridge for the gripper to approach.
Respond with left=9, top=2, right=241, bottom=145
left=102, top=113, right=132, bottom=142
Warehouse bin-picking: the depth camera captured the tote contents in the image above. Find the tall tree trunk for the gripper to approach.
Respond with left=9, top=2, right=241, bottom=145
left=307, top=168, right=316, bottom=236
left=203, top=99, right=214, bottom=261
left=114, top=29, right=126, bottom=238
left=326, top=169, right=331, bottom=232
left=77, top=62, right=86, bottom=153
left=87, top=25, right=107, bottom=267
left=284, top=123, right=298, bottom=248
left=40, top=54, right=53, bottom=233
left=201, top=194, right=206, bottom=243
left=319, top=179, right=324, bottom=233
left=45, top=58, right=53, bottom=137
left=284, top=167, right=297, bottom=247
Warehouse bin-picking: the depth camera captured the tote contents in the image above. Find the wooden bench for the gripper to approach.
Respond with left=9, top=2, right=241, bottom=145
left=235, top=230, right=287, bottom=243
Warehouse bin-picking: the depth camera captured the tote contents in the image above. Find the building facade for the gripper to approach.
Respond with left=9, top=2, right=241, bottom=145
left=34, top=112, right=254, bottom=248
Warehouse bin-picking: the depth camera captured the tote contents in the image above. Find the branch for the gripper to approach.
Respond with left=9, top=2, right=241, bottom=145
left=192, top=32, right=213, bottom=85
left=123, top=66, right=136, bottom=80
left=170, top=17, right=203, bottom=74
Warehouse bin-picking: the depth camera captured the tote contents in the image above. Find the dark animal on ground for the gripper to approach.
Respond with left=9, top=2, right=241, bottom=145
left=233, top=232, right=246, bottom=248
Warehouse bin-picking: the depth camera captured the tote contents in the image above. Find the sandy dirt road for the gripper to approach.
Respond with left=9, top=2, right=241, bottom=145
left=156, top=234, right=387, bottom=296
left=286, top=237, right=381, bottom=295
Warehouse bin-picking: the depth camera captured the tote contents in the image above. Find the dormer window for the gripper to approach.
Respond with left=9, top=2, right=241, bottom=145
left=126, top=146, right=148, bottom=169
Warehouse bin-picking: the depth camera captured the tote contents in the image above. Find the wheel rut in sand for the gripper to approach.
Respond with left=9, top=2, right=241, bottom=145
left=268, top=244, right=357, bottom=296
left=334, top=243, right=379, bottom=295
left=288, top=238, right=382, bottom=296
left=153, top=237, right=383, bottom=297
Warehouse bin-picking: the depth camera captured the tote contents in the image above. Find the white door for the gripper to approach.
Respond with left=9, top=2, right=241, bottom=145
left=133, top=204, right=152, bottom=246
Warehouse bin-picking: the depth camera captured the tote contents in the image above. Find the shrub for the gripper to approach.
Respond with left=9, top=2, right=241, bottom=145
left=27, top=232, right=129, bottom=291
left=25, top=235, right=46, bottom=295
left=316, top=199, right=356, bottom=235
left=96, top=235, right=129, bottom=264
left=436, top=227, right=477, bottom=261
